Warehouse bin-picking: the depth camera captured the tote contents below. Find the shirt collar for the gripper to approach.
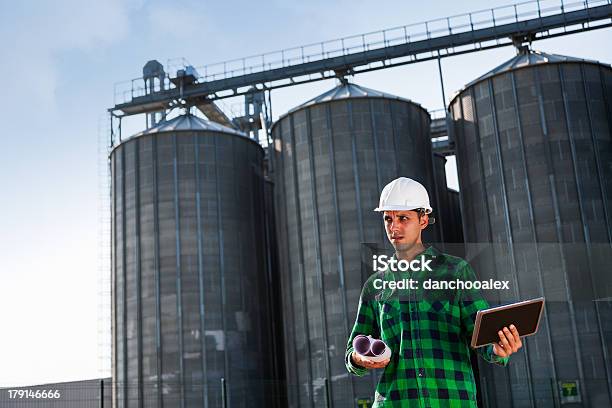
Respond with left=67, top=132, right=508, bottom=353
left=422, top=245, right=442, bottom=259
left=391, top=244, right=441, bottom=260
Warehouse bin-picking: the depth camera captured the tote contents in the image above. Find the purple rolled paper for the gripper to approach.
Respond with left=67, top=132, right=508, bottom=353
left=353, top=335, right=372, bottom=356
left=370, top=339, right=386, bottom=356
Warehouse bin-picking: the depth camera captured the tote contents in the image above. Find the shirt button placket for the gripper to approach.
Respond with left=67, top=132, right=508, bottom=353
left=415, top=259, right=429, bottom=406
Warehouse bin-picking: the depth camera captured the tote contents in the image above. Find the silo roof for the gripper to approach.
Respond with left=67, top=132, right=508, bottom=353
left=271, top=82, right=425, bottom=129
left=289, top=82, right=415, bottom=113
left=131, top=113, right=245, bottom=137
left=459, top=49, right=603, bottom=91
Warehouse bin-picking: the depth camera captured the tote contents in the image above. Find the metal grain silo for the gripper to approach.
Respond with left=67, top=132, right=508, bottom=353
left=111, top=114, right=278, bottom=408
left=270, top=82, right=439, bottom=407
left=450, top=49, right=612, bottom=407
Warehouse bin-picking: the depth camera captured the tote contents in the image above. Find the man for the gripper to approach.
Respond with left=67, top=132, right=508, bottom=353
left=345, top=177, right=522, bottom=407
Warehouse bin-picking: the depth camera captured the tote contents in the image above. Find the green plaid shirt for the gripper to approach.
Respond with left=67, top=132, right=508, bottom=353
left=345, top=246, right=509, bottom=407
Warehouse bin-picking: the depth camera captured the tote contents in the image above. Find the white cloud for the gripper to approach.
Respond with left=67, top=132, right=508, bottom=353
left=0, top=0, right=139, bottom=113
left=147, top=2, right=206, bottom=39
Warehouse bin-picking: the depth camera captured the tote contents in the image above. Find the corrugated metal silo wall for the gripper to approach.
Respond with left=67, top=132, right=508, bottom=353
left=111, top=130, right=278, bottom=407
left=271, top=96, right=439, bottom=407
left=451, top=61, right=612, bottom=407
left=432, top=153, right=465, bottom=258
left=446, top=189, right=464, bottom=246
left=263, top=176, right=289, bottom=406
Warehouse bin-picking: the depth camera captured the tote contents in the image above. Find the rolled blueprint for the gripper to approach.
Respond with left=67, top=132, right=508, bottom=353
left=352, top=335, right=391, bottom=362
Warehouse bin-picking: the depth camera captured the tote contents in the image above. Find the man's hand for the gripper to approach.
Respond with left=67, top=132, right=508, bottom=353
left=351, top=351, right=390, bottom=370
left=492, top=324, right=522, bottom=357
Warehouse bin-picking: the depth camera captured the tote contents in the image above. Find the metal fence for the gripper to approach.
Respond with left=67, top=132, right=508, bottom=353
left=1, top=378, right=610, bottom=407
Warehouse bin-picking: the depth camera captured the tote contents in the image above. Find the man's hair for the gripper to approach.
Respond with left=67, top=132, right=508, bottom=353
left=383, top=209, right=430, bottom=222
left=416, top=208, right=435, bottom=225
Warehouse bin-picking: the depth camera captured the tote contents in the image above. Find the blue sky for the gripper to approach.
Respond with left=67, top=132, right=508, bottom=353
left=0, top=0, right=610, bottom=387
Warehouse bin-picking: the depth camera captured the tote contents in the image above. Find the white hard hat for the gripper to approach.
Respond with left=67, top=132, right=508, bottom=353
left=374, top=177, right=433, bottom=213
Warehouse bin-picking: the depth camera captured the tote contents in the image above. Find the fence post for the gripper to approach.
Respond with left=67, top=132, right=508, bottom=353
left=100, top=379, right=104, bottom=408
left=325, top=378, right=331, bottom=408
left=221, top=377, right=227, bottom=408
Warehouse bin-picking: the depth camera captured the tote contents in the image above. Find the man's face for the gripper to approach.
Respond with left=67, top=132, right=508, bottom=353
left=383, top=210, right=428, bottom=251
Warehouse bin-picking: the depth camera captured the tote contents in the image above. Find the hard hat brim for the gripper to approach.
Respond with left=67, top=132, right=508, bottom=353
left=373, top=205, right=432, bottom=213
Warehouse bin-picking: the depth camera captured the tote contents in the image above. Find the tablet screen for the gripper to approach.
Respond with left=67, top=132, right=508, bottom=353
left=471, top=298, right=544, bottom=348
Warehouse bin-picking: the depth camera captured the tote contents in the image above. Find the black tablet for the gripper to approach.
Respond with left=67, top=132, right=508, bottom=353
left=470, top=298, right=545, bottom=348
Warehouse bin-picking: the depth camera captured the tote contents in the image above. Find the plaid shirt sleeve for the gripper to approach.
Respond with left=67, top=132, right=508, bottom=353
left=345, top=278, right=380, bottom=376
left=458, top=261, right=509, bottom=366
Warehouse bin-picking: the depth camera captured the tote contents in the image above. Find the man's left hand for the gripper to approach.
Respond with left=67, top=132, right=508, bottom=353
left=492, top=324, right=522, bottom=357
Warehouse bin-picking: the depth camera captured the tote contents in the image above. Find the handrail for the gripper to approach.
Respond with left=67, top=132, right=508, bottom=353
left=112, top=0, right=612, bottom=107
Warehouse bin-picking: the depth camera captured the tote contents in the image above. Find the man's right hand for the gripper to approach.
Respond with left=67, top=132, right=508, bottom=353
left=351, top=351, right=390, bottom=370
